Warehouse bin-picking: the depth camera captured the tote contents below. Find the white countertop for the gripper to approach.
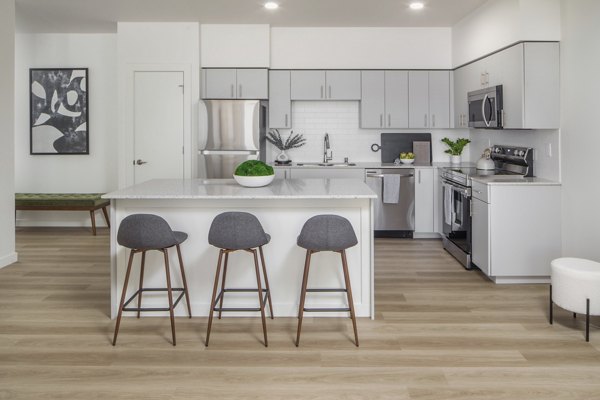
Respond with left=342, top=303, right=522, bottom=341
left=103, top=178, right=377, bottom=200
left=471, top=176, right=561, bottom=186
left=272, top=161, right=437, bottom=169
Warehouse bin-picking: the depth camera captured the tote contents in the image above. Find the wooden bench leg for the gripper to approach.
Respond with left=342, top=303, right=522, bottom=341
left=90, top=210, right=97, bottom=236
left=101, top=206, right=110, bottom=229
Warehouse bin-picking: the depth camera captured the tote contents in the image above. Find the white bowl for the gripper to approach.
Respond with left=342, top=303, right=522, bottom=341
left=400, top=158, right=415, bottom=164
left=233, top=174, right=275, bottom=188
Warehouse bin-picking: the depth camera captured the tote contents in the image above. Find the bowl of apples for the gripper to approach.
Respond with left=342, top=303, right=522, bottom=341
left=399, top=152, right=415, bottom=164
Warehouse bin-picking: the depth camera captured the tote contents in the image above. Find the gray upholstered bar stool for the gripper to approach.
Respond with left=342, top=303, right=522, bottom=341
left=296, top=215, right=359, bottom=347
left=205, top=212, right=274, bottom=347
left=112, top=214, right=192, bottom=346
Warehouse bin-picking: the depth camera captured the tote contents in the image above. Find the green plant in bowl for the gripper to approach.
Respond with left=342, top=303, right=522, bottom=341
left=400, top=152, right=415, bottom=160
left=233, top=160, right=275, bottom=187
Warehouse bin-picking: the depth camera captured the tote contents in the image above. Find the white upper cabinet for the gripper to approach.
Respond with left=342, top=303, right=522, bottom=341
left=269, top=70, right=292, bottom=129
left=409, top=71, right=430, bottom=129
left=360, top=71, right=385, bottom=128
left=385, top=71, right=409, bottom=128
left=290, top=70, right=361, bottom=100
left=202, top=68, right=268, bottom=100
left=428, top=71, right=450, bottom=129
left=522, top=42, right=560, bottom=129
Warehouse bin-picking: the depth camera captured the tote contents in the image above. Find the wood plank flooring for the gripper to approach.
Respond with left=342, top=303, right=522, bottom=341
left=1, top=228, right=600, bottom=399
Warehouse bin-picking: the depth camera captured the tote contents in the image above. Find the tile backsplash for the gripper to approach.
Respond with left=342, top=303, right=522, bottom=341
left=267, top=101, right=471, bottom=163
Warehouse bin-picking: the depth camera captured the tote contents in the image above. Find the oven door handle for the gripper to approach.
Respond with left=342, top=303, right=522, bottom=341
left=366, top=174, right=414, bottom=179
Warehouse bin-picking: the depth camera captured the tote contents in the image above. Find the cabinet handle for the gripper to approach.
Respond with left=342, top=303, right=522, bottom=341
left=380, top=114, right=383, bottom=127
left=418, top=170, right=422, bottom=184
left=388, top=114, right=391, bottom=127
left=432, top=114, right=436, bottom=127
left=231, top=84, right=234, bottom=98
left=285, top=114, right=289, bottom=127
left=239, top=84, right=242, bottom=98
left=320, top=86, right=324, bottom=99
left=424, top=114, right=428, bottom=127
left=328, top=85, right=332, bottom=99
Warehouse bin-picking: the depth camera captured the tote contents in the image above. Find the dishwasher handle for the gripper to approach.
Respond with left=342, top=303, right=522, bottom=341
left=366, top=173, right=414, bottom=178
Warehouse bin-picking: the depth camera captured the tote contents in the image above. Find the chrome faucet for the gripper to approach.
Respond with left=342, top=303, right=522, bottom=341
left=323, top=133, right=333, bottom=163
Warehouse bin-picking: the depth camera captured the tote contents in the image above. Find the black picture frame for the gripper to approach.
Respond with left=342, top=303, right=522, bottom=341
left=29, top=68, right=89, bottom=155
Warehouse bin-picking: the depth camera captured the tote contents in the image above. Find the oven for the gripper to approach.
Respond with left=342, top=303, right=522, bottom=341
left=468, top=85, right=503, bottom=129
left=441, top=177, right=472, bottom=269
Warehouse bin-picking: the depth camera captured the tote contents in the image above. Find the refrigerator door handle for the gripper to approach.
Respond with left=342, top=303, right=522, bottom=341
left=199, top=150, right=259, bottom=155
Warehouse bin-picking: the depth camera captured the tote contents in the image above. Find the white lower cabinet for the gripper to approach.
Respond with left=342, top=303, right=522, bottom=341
left=470, top=181, right=561, bottom=283
left=274, top=168, right=289, bottom=179
left=288, top=168, right=364, bottom=180
left=414, top=168, right=435, bottom=233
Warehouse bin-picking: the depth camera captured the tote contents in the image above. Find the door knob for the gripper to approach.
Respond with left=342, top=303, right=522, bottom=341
left=135, top=159, right=148, bottom=165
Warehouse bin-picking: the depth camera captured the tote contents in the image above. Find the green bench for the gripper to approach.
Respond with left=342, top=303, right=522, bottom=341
left=15, top=193, right=110, bottom=236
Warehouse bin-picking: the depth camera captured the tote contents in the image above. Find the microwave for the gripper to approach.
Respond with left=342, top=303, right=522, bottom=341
left=468, top=85, right=503, bottom=129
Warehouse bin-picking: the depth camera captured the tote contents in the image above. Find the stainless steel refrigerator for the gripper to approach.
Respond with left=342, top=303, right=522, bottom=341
left=198, top=100, right=268, bottom=179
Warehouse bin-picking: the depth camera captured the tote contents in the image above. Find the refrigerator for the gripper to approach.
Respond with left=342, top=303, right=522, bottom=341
left=198, top=100, right=268, bottom=179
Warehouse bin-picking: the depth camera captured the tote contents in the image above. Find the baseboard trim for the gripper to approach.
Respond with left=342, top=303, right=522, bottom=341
left=0, top=252, right=18, bottom=269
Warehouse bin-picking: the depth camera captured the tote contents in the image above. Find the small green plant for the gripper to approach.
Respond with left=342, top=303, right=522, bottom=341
left=400, top=152, right=415, bottom=160
left=234, top=160, right=274, bottom=177
left=441, top=137, right=471, bottom=156
left=266, top=129, right=306, bottom=151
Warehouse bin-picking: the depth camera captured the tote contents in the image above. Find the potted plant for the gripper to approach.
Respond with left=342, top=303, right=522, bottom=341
left=441, top=137, right=471, bottom=165
left=266, top=129, right=306, bottom=165
left=233, top=160, right=275, bottom=187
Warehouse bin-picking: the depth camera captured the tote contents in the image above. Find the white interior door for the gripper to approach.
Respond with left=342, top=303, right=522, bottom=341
left=134, top=71, right=184, bottom=184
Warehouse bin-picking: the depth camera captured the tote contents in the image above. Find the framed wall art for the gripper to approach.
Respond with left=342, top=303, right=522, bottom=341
left=29, top=68, right=89, bottom=155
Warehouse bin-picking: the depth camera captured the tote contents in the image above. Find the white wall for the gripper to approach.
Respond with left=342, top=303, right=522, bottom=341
left=201, top=24, right=269, bottom=68
left=14, top=33, right=118, bottom=227
left=560, top=0, right=600, bottom=260
left=452, top=0, right=560, bottom=67
left=117, top=23, right=200, bottom=187
left=0, top=0, right=16, bottom=268
left=268, top=101, right=470, bottom=163
left=271, top=27, right=452, bottom=69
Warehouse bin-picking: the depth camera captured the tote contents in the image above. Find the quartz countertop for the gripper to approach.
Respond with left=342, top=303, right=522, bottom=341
left=272, top=162, right=438, bottom=169
left=471, top=176, right=561, bottom=186
left=103, top=178, right=377, bottom=200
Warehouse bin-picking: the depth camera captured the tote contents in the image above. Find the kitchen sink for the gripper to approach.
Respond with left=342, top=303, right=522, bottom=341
left=296, top=162, right=357, bottom=167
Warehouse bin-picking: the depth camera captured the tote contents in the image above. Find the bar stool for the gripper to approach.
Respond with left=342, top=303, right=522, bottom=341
left=112, top=214, right=192, bottom=346
left=296, top=214, right=359, bottom=347
left=205, top=212, right=273, bottom=347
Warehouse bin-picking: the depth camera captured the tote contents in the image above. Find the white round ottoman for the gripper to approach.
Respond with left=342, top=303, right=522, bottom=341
left=550, top=257, right=600, bottom=341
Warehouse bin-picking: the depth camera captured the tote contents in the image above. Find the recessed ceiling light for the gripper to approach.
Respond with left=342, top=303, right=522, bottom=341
left=409, top=2, right=424, bottom=10
left=264, top=2, right=279, bottom=10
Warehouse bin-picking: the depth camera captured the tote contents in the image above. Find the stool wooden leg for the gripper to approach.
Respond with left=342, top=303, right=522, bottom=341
left=102, top=206, right=110, bottom=229
left=252, top=249, right=268, bottom=347
left=259, top=246, right=274, bottom=319
left=113, top=250, right=136, bottom=346
left=206, top=250, right=224, bottom=347
left=136, top=251, right=146, bottom=318
left=90, top=210, right=97, bottom=236
left=296, top=250, right=312, bottom=347
left=341, top=250, right=359, bottom=347
left=176, top=244, right=192, bottom=318
left=549, top=285, right=553, bottom=325
left=162, top=249, right=176, bottom=346
left=586, top=299, right=590, bottom=342
left=218, top=252, right=229, bottom=320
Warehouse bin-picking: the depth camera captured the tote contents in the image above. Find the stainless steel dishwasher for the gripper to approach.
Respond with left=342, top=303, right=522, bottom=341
left=365, top=168, right=415, bottom=238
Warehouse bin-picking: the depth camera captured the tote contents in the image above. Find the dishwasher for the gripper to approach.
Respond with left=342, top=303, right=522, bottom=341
left=365, top=169, right=415, bottom=238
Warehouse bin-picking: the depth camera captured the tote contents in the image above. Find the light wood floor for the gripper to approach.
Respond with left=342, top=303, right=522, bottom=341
left=2, top=228, right=600, bottom=399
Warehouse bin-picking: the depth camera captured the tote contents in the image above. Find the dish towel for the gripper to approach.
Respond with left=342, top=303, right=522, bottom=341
left=444, top=185, right=453, bottom=225
left=382, top=174, right=401, bottom=204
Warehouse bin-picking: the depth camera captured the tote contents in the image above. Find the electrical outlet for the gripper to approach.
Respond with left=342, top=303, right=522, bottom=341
left=546, top=143, right=553, bottom=157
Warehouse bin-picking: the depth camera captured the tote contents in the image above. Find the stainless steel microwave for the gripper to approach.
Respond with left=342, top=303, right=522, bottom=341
left=468, top=85, right=503, bottom=129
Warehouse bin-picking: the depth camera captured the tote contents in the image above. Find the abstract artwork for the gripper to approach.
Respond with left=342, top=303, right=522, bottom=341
left=30, top=68, right=89, bottom=154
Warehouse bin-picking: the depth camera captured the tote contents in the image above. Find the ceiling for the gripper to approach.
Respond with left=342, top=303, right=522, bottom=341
left=16, top=0, right=488, bottom=33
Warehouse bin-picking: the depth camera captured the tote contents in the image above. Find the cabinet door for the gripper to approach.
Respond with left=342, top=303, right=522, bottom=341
left=523, top=42, right=560, bottom=129
left=453, top=67, right=467, bottom=128
left=237, top=69, right=268, bottom=100
left=489, top=44, right=524, bottom=129
left=326, top=70, right=361, bottom=100
left=385, top=71, right=409, bottom=128
left=290, top=70, right=326, bottom=100
left=273, top=168, right=289, bottom=179
left=289, top=168, right=364, bottom=179
left=204, top=69, right=237, bottom=99
left=269, top=70, right=291, bottom=129
left=409, top=71, right=429, bottom=128
left=414, top=168, right=434, bottom=233
left=471, top=197, right=490, bottom=276
left=428, top=71, right=450, bottom=129
left=360, top=71, right=385, bottom=128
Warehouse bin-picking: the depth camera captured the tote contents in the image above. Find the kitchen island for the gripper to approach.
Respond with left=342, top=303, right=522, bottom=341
left=103, top=178, right=377, bottom=319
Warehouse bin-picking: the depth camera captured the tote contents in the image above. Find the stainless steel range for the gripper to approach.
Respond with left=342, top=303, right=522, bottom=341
left=440, top=145, right=533, bottom=269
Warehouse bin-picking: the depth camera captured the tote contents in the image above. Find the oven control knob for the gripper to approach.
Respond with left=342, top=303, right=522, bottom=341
left=495, top=147, right=502, bottom=154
